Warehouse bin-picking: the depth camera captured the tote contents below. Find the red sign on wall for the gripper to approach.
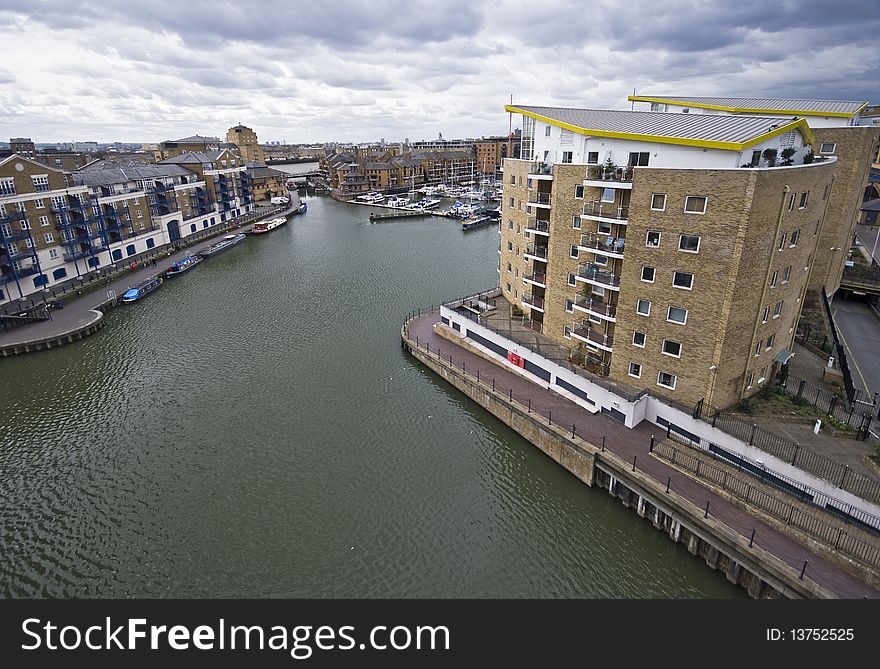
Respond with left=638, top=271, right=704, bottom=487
left=507, top=352, right=525, bottom=368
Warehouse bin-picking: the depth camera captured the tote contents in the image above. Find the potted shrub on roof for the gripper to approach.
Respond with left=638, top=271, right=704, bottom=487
left=762, top=148, right=778, bottom=167
left=602, top=156, right=617, bottom=180
left=780, top=147, right=796, bottom=166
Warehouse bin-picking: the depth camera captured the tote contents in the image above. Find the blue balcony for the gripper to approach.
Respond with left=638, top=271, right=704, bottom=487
left=0, top=265, right=38, bottom=284
left=0, top=226, right=34, bottom=242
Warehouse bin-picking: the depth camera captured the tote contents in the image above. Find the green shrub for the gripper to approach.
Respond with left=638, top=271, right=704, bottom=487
left=511, top=305, right=524, bottom=317
left=737, top=399, right=754, bottom=414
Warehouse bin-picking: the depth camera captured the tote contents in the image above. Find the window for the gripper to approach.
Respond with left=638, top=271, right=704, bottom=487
left=517, top=224, right=521, bottom=234
left=563, top=326, right=572, bottom=339
left=667, top=306, right=687, bottom=324
left=506, top=261, right=512, bottom=272
left=787, top=193, right=795, bottom=212
left=34, top=198, right=44, bottom=209
left=31, top=175, right=50, bottom=192
left=774, top=301, right=783, bottom=318
left=650, top=193, right=666, bottom=211
left=510, top=174, right=515, bottom=185
left=673, top=271, right=694, bottom=289
left=570, top=245, right=578, bottom=259
left=600, top=187, right=615, bottom=203
left=789, top=229, right=800, bottom=247
left=587, top=152, right=599, bottom=165
left=545, top=125, right=551, bottom=137
left=561, top=151, right=573, bottom=163
left=592, top=254, right=607, bottom=266
left=766, top=334, right=775, bottom=349
left=506, top=282, right=511, bottom=292
left=25, top=237, right=33, bottom=248
left=782, top=265, right=791, bottom=282
left=758, top=366, right=767, bottom=383
left=567, top=273, right=576, bottom=286
left=684, top=196, right=707, bottom=214
left=632, top=331, right=646, bottom=347
left=678, top=235, right=700, bottom=253
left=754, top=340, right=763, bottom=356
left=0, top=178, right=16, bottom=195
left=44, top=233, right=53, bottom=243
left=662, top=340, right=682, bottom=357
left=572, top=215, right=581, bottom=229
left=770, top=270, right=778, bottom=287
left=507, top=240, right=513, bottom=251
left=778, top=233, right=787, bottom=250
left=575, top=185, right=585, bottom=199
left=565, top=299, right=574, bottom=313
left=799, top=192, right=809, bottom=209
left=20, top=218, right=30, bottom=230
left=628, top=152, right=650, bottom=167
left=49, top=248, right=58, bottom=260
left=762, top=306, right=770, bottom=323
left=641, top=266, right=655, bottom=283
left=637, top=299, right=651, bottom=316
left=628, top=362, right=642, bottom=378
left=508, top=219, right=513, bottom=230
left=746, top=372, right=755, bottom=389
left=146, top=238, right=155, bottom=249
left=136, top=210, right=143, bottom=219
left=52, top=267, right=66, bottom=280
left=750, top=150, right=761, bottom=167
left=819, top=143, right=836, bottom=154
left=17, top=201, right=26, bottom=212
left=597, top=222, right=612, bottom=235
left=39, top=215, right=49, bottom=227
left=657, top=371, right=677, bottom=390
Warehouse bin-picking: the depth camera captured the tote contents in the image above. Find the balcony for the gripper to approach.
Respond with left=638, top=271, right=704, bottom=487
left=527, top=191, right=552, bottom=208
left=0, top=265, right=38, bottom=283
left=581, top=200, right=629, bottom=223
left=63, top=247, right=97, bottom=262
left=0, top=211, right=27, bottom=224
left=583, top=165, right=634, bottom=189
left=576, top=263, right=621, bottom=291
left=523, top=319, right=543, bottom=334
left=0, top=226, right=33, bottom=243
left=525, top=218, right=550, bottom=236
left=523, top=245, right=548, bottom=262
left=527, top=162, right=553, bottom=180
left=522, top=272, right=547, bottom=288
left=578, top=233, right=625, bottom=258
left=573, top=294, right=617, bottom=322
left=522, top=293, right=545, bottom=312
left=572, top=320, right=613, bottom=351
left=3, top=246, right=38, bottom=262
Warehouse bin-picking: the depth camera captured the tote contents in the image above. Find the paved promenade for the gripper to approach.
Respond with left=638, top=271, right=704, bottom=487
left=406, top=311, right=879, bottom=598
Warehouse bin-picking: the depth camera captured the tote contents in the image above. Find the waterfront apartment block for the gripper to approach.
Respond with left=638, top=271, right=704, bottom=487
left=227, top=124, right=266, bottom=165
left=628, top=96, right=880, bottom=294
left=0, top=150, right=254, bottom=305
left=500, top=104, right=841, bottom=410
left=153, top=135, right=224, bottom=162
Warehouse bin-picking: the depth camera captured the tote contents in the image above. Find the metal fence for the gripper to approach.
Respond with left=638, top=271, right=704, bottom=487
left=776, top=372, right=878, bottom=432
left=704, top=408, right=880, bottom=504
left=795, top=323, right=834, bottom=355
left=653, top=439, right=880, bottom=571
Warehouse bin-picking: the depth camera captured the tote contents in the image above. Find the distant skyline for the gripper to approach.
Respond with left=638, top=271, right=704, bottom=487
left=1, top=0, right=878, bottom=144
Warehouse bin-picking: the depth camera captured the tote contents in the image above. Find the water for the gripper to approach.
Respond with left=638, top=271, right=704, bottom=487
left=0, top=197, right=743, bottom=597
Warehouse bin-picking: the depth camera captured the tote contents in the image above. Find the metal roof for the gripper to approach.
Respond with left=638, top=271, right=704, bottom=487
left=629, top=95, right=868, bottom=116
left=508, top=105, right=810, bottom=149
left=75, top=164, right=194, bottom=186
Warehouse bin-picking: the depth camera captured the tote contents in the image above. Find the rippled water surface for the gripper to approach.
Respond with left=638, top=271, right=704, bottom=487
left=0, top=195, right=743, bottom=597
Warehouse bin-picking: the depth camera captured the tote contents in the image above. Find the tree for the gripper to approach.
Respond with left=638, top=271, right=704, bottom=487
left=761, top=148, right=778, bottom=167
left=780, top=147, right=796, bottom=166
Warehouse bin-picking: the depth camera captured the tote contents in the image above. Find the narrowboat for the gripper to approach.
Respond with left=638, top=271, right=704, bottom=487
left=199, top=233, right=246, bottom=258
left=165, top=255, right=203, bottom=277
left=121, top=275, right=163, bottom=303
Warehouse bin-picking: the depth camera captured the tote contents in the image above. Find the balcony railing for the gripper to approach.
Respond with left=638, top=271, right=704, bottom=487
left=0, top=211, right=27, bottom=223
left=523, top=246, right=548, bottom=260
left=523, top=319, right=543, bottom=334
left=577, top=263, right=621, bottom=288
left=527, top=192, right=552, bottom=206
left=528, top=162, right=553, bottom=176
left=574, top=295, right=616, bottom=319
left=580, top=233, right=625, bottom=255
left=525, top=218, right=550, bottom=234
left=585, top=165, right=634, bottom=182
left=572, top=321, right=613, bottom=349
left=582, top=200, right=629, bottom=220
left=523, top=272, right=547, bottom=286
left=522, top=293, right=545, bottom=310
left=0, top=227, right=33, bottom=242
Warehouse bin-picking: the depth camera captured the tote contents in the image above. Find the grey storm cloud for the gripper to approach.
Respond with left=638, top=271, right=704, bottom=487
left=0, top=0, right=877, bottom=142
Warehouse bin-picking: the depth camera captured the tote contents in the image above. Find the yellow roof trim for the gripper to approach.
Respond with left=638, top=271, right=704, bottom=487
left=506, top=105, right=814, bottom=152
left=627, top=95, right=864, bottom=119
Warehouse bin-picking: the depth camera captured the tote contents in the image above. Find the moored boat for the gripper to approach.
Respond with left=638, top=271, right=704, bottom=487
left=122, top=275, right=163, bottom=303
left=291, top=201, right=307, bottom=215
left=251, top=216, right=288, bottom=234
left=165, top=255, right=203, bottom=277
left=199, top=233, right=247, bottom=258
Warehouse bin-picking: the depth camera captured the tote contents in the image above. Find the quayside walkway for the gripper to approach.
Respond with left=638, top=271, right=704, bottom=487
left=0, top=203, right=297, bottom=355
left=405, top=310, right=880, bottom=599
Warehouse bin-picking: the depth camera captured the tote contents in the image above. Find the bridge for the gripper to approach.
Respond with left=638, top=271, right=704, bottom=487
left=840, top=263, right=880, bottom=297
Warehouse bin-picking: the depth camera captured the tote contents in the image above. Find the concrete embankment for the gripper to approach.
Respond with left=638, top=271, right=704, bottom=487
left=402, top=312, right=880, bottom=598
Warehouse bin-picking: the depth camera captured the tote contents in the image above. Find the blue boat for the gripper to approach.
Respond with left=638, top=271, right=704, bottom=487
left=165, top=255, right=203, bottom=277
left=198, top=233, right=246, bottom=258
left=122, top=275, right=163, bottom=303
left=291, top=201, right=308, bottom=215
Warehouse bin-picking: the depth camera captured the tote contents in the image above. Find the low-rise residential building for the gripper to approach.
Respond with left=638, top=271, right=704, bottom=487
left=245, top=162, right=289, bottom=202
left=10, top=138, right=36, bottom=158
left=500, top=103, right=853, bottom=411
left=0, top=149, right=254, bottom=305
left=153, top=135, right=223, bottom=162
left=227, top=124, right=266, bottom=165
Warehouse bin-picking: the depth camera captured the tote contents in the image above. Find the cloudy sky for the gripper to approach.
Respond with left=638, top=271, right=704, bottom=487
left=1, top=0, right=878, bottom=145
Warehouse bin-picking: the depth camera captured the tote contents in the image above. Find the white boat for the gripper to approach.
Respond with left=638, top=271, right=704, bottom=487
left=251, top=216, right=288, bottom=234
left=420, top=198, right=442, bottom=209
